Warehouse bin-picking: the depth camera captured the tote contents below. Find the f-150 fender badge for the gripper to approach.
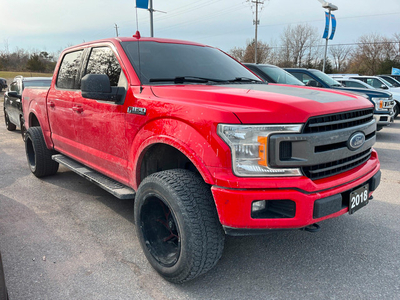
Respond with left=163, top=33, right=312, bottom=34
left=347, top=132, right=365, bottom=151
left=127, top=107, right=147, bottom=115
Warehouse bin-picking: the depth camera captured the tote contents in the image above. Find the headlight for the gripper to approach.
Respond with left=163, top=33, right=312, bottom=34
left=371, top=97, right=393, bottom=111
left=217, top=124, right=303, bottom=177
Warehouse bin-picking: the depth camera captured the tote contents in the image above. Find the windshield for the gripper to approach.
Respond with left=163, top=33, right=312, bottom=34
left=121, top=41, right=262, bottom=84
left=379, top=77, right=393, bottom=87
left=309, top=70, right=342, bottom=87
left=258, top=65, right=304, bottom=85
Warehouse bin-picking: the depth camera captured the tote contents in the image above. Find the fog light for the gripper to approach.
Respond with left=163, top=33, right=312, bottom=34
left=252, top=200, right=266, bottom=212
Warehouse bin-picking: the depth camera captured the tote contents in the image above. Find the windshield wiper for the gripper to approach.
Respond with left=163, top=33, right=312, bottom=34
left=227, top=77, right=264, bottom=83
left=149, top=76, right=226, bottom=84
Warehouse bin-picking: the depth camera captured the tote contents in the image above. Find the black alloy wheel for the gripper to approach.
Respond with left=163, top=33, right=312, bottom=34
left=134, top=169, right=225, bottom=283
left=25, top=127, right=59, bottom=177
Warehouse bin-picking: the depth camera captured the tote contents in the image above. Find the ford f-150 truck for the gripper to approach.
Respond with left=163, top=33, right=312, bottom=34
left=22, top=34, right=381, bottom=283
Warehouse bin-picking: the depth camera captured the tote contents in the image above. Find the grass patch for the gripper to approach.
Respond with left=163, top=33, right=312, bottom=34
left=0, top=71, right=53, bottom=79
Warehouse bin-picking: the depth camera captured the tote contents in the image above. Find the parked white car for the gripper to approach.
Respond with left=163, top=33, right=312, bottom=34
left=350, top=76, right=400, bottom=118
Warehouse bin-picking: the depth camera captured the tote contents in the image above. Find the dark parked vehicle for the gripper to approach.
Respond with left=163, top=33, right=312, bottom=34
left=0, top=252, right=8, bottom=300
left=0, top=78, right=7, bottom=91
left=380, top=74, right=400, bottom=82
left=377, top=75, right=400, bottom=87
left=244, top=63, right=304, bottom=85
left=4, top=76, right=51, bottom=137
left=285, top=68, right=395, bottom=130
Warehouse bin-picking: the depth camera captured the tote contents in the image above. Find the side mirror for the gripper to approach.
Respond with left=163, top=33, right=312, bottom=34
left=7, top=91, right=21, bottom=99
left=380, top=84, right=388, bottom=90
left=81, top=74, right=125, bottom=103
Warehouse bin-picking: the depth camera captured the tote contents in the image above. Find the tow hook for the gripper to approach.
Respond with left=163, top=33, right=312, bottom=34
left=301, top=223, right=321, bottom=233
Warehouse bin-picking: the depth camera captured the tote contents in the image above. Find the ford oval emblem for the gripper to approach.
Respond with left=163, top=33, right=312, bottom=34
left=347, top=132, right=365, bottom=151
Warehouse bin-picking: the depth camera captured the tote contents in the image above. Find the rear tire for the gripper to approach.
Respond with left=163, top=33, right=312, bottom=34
left=134, top=169, right=225, bottom=283
left=25, top=127, right=59, bottom=177
left=4, top=110, right=16, bottom=131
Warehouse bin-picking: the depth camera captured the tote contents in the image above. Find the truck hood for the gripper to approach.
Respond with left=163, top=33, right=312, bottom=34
left=150, top=84, right=373, bottom=124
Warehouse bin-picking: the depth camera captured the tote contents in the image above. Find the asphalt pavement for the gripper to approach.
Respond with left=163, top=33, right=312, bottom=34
left=1, top=96, right=399, bottom=300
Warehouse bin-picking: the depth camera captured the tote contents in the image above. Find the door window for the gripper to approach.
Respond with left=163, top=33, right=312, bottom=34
left=85, top=47, right=123, bottom=87
left=9, top=82, right=18, bottom=93
left=56, top=50, right=84, bottom=90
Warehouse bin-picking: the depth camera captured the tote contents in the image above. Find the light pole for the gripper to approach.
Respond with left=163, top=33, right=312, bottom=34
left=319, top=1, right=338, bottom=72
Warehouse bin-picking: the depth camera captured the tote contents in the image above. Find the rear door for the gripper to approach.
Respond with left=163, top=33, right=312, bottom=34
left=47, top=49, right=84, bottom=157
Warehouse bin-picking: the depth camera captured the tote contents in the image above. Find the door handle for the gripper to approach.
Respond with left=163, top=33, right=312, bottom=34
left=49, top=101, right=55, bottom=108
left=72, top=106, right=83, bottom=113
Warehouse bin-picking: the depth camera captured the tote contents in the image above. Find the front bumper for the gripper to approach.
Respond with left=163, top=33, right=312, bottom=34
left=374, top=113, right=394, bottom=126
left=212, top=164, right=380, bottom=236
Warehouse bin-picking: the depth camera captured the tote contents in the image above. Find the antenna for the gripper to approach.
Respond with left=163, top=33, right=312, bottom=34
left=114, top=23, right=119, bottom=37
left=135, top=6, right=143, bottom=93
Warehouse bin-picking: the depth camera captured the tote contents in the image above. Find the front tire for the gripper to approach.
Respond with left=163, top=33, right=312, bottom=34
left=20, top=116, right=26, bottom=141
left=4, top=110, right=16, bottom=131
left=393, top=103, right=399, bottom=118
left=134, top=169, right=225, bottom=283
left=25, top=127, right=59, bottom=177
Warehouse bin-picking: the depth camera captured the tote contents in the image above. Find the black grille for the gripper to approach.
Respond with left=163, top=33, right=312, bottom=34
left=303, top=109, right=374, bottom=133
left=279, top=141, right=292, bottom=161
left=302, top=149, right=371, bottom=180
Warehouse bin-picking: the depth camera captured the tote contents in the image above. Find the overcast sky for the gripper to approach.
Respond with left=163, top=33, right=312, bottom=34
left=1, top=0, right=400, bottom=56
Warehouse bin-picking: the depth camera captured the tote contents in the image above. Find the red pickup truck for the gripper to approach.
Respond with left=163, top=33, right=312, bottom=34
left=22, top=35, right=381, bottom=283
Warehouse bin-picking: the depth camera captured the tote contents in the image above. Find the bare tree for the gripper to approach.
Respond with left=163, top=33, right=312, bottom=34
left=349, top=33, right=393, bottom=74
left=229, top=39, right=271, bottom=64
left=279, top=24, right=321, bottom=67
left=329, top=44, right=352, bottom=73
left=229, top=47, right=245, bottom=62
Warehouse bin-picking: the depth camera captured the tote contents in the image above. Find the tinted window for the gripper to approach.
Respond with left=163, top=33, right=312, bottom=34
left=309, top=70, right=342, bottom=87
left=258, top=66, right=304, bottom=85
left=343, top=81, right=366, bottom=88
left=121, top=41, right=261, bottom=84
left=365, top=78, right=383, bottom=88
left=291, top=73, right=314, bottom=84
left=85, top=47, right=122, bottom=87
left=56, top=50, right=84, bottom=89
left=381, top=76, right=400, bottom=87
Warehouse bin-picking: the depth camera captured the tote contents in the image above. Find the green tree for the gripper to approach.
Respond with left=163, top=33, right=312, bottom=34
left=26, top=53, right=46, bottom=72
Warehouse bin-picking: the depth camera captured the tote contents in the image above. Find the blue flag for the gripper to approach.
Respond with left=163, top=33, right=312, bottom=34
left=392, top=67, right=400, bottom=75
left=136, top=0, right=149, bottom=9
left=329, top=14, right=336, bottom=40
left=322, top=12, right=329, bottom=39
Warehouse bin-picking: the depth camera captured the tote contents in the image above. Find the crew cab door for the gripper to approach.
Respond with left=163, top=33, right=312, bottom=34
left=73, top=46, right=130, bottom=184
left=47, top=49, right=84, bottom=157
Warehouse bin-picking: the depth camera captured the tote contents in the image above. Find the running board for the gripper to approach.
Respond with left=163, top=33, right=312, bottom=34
left=52, top=154, right=136, bottom=199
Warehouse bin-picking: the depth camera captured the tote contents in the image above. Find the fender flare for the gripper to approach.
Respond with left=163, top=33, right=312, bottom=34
left=129, top=119, right=227, bottom=189
left=27, top=100, right=54, bottom=148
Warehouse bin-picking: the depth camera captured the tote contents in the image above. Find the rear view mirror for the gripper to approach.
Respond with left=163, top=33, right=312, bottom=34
left=380, top=84, right=388, bottom=90
left=81, top=74, right=125, bottom=103
left=7, top=91, right=21, bottom=99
